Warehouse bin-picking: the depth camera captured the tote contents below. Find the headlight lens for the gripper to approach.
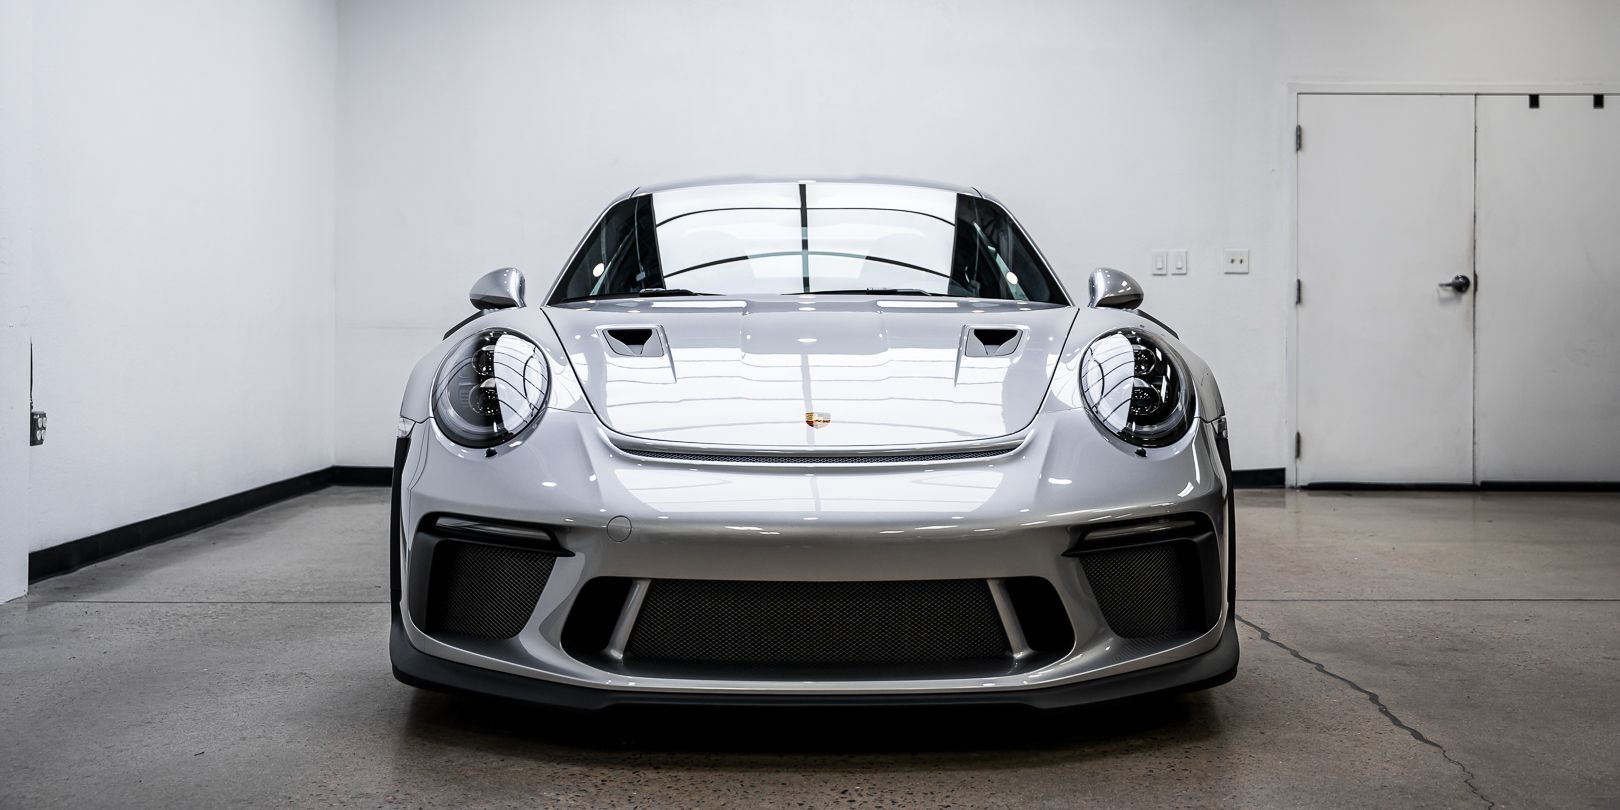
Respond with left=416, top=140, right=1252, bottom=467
left=1079, top=328, right=1193, bottom=447
left=431, top=329, right=550, bottom=448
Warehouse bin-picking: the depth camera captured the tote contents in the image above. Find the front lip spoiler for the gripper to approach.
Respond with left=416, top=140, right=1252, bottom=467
left=389, top=613, right=1238, bottom=712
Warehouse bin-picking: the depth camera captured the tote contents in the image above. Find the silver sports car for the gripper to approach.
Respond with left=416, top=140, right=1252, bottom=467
left=389, top=178, right=1237, bottom=709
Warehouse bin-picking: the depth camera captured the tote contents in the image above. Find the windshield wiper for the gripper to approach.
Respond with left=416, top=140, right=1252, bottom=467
left=558, top=288, right=718, bottom=303
left=796, top=288, right=950, bottom=296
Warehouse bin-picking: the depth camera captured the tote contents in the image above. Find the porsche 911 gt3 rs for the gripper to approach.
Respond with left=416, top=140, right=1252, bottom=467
left=389, top=178, right=1237, bottom=709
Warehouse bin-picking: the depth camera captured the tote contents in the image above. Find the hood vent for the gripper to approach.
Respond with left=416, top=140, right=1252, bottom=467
left=603, top=327, right=665, bottom=357
left=964, top=327, right=1023, bottom=358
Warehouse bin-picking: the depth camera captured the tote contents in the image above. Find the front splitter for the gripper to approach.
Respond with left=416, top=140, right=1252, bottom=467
left=390, top=613, right=1239, bottom=712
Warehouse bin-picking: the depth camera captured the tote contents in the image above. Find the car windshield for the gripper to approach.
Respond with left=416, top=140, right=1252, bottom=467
left=549, top=184, right=1068, bottom=305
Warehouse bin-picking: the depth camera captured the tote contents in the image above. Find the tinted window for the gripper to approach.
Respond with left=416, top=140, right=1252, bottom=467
left=948, top=195, right=1064, bottom=305
left=552, top=194, right=663, bottom=303
left=549, top=191, right=1067, bottom=305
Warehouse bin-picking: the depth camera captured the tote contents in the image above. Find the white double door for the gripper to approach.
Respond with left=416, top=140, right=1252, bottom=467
left=1297, top=93, right=1620, bottom=485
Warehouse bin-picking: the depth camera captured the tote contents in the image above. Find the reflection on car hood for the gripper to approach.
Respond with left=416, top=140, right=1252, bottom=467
left=545, top=297, right=1077, bottom=448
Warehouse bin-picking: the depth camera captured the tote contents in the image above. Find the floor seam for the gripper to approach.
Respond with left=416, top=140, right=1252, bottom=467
left=1235, top=613, right=1497, bottom=810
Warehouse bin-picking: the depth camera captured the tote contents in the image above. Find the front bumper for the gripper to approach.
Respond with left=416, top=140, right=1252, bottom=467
left=391, top=613, right=1238, bottom=710
left=391, top=407, right=1236, bottom=707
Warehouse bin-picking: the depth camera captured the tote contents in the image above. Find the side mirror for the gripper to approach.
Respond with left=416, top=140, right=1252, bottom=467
left=470, top=267, right=525, bottom=310
left=1087, top=267, right=1143, bottom=310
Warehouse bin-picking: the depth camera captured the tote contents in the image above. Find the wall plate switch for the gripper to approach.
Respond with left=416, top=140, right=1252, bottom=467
left=1224, top=248, right=1250, bottom=274
left=1150, top=250, right=1168, bottom=276
left=1170, top=249, right=1188, bottom=275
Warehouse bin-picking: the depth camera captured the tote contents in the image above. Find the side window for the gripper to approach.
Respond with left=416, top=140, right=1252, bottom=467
left=948, top=195, right=1066, bottom=305
left=552, top=195, right=663, bottom=302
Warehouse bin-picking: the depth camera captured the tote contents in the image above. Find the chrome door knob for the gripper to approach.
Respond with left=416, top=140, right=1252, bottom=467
left=1438, top=274, right=1472, bottom=293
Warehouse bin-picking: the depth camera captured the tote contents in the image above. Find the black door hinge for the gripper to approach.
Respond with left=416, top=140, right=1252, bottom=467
left=1295, top=124, right=1303, bottom=151
left=29, top=343, right=44, bottom=446
left=1295, top=432, right=1302, bottom=459
left=1295, top=278, right=1302, bottom=305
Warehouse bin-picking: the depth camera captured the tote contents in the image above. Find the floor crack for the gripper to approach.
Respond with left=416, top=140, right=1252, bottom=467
left=1235, top=613, right=1496, bottom=809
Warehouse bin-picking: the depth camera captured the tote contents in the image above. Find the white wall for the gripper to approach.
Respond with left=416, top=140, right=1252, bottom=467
left=25, top=0, right=337, bottom=553
left=0, top=0, right=35, bottom=600
left=333, top=0, right=1620, bottom=472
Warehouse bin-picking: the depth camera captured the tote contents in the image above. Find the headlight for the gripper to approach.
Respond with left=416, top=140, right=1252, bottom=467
left=431, top=328, right=550, bottom=448
left=1079, top=328, right=1193, bottom=447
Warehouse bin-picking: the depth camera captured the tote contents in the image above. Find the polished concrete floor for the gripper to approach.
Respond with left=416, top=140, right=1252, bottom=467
left=2, top=487, right=1617, bottom=808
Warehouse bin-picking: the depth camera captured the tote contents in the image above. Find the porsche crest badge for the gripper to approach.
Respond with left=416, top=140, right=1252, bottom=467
left=805, top=411, right=832, bottom=428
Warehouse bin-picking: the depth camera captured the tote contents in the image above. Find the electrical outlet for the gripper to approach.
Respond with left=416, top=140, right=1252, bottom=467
left=1170, top=249, right=1188, bottom=275
left=1224, top=248, right=1250, bottom=274
left=30, top=410, right=46, bottom=446
left=1150, top=250, right=1168, bottom=276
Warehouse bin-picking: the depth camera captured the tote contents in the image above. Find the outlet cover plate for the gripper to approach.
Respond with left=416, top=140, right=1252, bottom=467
left=1224, top=248, right=1250, bottom=274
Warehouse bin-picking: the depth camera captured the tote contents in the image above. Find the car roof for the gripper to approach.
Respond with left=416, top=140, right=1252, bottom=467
left=627, top=175, right=986, bottom=198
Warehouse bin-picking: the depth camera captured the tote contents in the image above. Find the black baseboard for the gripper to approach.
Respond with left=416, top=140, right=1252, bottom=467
left=1232, top=468, right=1285, bottom=488
left=28, top=467, right=334, bottom=583
left=1302, top=482, right=1475, bottom=491
left=1307, top=480, right=1620, bottom=492
left=1479, top=480, right=1620, bottom=492
left=332, top=466, right=392, bottom=486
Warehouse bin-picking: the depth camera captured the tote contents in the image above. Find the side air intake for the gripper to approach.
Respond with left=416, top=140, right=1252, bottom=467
left=411, top=514, right=571, bottom=641
left=425, top=541, right=555, bottom=639
left=1066, top=515, right=1221, bottom=640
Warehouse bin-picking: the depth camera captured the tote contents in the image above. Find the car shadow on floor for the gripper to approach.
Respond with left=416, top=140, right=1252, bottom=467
left=398, top=688, right=1226, bottom=768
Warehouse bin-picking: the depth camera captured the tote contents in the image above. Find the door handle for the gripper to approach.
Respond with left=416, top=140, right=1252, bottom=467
left=1438, top=274, right=1472, bottom=294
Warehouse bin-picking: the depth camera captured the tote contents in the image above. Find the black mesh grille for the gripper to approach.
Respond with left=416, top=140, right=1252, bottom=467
left=1078, top=541, right=1204, bottom=639
left=620, top=448, right=1013, bottom=465
left=625, top=579, right=1010, bottom=666
left=425, top=541, right=555, bottom=640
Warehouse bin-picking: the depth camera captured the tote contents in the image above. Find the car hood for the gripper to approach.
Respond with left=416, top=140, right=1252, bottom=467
left=544, top=297, right=1077, bottom=448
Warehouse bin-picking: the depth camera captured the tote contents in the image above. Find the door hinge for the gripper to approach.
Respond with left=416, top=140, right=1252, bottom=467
left=1295, top=278, right=1302, bottom=305
left=1294, top=124, right=1303, bottom=152
left=1295, top=432, right=1302, bottom=459
left=29, top=343, right=44, bottom=446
